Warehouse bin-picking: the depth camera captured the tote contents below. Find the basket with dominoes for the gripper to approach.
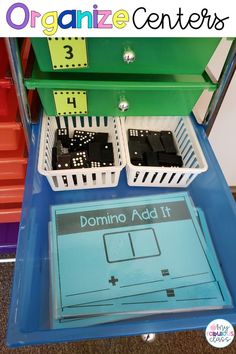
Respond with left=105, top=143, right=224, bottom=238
left=38, top=115, right=126, bottom=191
left=121, top=116, right=208, bottom=188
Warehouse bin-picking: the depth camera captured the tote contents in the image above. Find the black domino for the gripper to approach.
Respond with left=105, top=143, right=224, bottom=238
left=143, top=152, right=160, bottom=166
left=56, top=154, right=71, bottom=170
left=102, top=143, right=114, bottom=163
left=56, top=128, right=69, bottom=148
left=128, top=129, right=149, bottom=142
left=128, top=141, right=144, bottom=162
left=94, top=132, right=109, bottom=143
left=68, top=138, right=80, bottom=152
left=71, top=151, right=89, bottom=168
left=160, top=131, right=177, bottom=154
left=147, top=134, right=165, bottom=152
left=157, top=152, right=183, bottom=167
left=88, top=143, right=102, bottom=162
left=52, top=147, right=57, bottom=170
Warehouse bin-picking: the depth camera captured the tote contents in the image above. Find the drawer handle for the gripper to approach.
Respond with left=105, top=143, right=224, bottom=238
left=123, top=50, right=136, bottom=64
left=118, top=100, right=129, bottom=112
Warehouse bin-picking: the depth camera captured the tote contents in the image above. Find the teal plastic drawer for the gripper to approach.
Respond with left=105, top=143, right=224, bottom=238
left=31, top=38, right=221, bottom=75
left=25, top=67, right=215, bottom=116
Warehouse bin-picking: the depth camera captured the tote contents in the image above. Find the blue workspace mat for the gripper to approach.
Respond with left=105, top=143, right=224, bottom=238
left=49, top=193, right=232, bottom=328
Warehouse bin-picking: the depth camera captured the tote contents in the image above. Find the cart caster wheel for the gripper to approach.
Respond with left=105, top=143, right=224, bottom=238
left=141, top=333, right=156, bottom=343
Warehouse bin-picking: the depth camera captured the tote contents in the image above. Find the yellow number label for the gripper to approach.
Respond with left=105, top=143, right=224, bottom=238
left=53, top=91, right=88, bottom=116
left=48, top=38, right=88, bottom=70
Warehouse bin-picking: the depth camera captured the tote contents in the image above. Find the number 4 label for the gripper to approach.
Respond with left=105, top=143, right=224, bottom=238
left=53, top=91, right=88, bottom=116
left=48, top=38, right=88, bottom=70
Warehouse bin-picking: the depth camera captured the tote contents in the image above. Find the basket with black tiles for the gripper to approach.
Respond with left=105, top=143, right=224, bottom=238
left=38, top=114, right=126, bottom=191
left=121, top=116, right=208, bottom=187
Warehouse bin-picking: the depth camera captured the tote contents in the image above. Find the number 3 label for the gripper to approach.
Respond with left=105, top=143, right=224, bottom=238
left=53, top=91, right=88, bottom=116
left=48, top=38, right=88, bottom=70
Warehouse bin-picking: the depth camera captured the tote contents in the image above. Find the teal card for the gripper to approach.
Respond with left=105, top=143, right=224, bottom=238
left=50, top=193, right=220, bottom=313
left=51, top=209, right=231, bottom=320
left=49, top=204, right=232, bottom=329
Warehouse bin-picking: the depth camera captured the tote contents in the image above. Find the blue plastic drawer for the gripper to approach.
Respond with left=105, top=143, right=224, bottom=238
left=7, top=118, right=236, bottom=347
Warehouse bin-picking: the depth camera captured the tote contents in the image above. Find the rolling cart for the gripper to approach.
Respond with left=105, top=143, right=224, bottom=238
left=4, top=38, right=236, bottom=347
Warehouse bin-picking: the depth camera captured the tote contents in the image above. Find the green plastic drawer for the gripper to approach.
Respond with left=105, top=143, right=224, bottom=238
left=25, top=67, right=215, bottom=117
left=31, top=38, right=221, bottom=75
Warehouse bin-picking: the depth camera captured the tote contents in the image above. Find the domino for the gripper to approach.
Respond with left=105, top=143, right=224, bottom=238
left=157, top=152, right=183, bottom=167
left=88, top=143, right=102, bottom=162
left=143, top=151, right=160, bottom=166
left=52, top=147, right=58, bottom=170
left=56, top=128, right=69, bottom=148
left=128, top=129, right=149, bottom=142
left=128, top=141, right=144, bottom=162
left=94, top=132, right=109, bottom=143
left=160, top=131, right=177, bottom=154
left=147, top=134, right=165, bottom=152
left=71, top=151, right=89, bottom=169
left=102, top=143, right=114, bottom=163
left=68, top=138, right=80, bottom=153
left=56, top=154, right=71, bottom=170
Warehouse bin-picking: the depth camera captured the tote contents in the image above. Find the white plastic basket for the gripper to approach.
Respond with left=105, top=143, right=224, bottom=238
left=121, top=116, right=208, bottom=188
left=38, top=114, right=126, bottom=191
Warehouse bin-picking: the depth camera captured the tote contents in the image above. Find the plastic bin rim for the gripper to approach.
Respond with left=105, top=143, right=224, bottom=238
left=25, top=78, right=216, bottom=91
left=25, top=69, right=216, bottom=91
left=0, top=157, right=27, bottom=164
left=0, top=78, right=13, bottom=89
left=0, top=122, right=22, bottom=129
